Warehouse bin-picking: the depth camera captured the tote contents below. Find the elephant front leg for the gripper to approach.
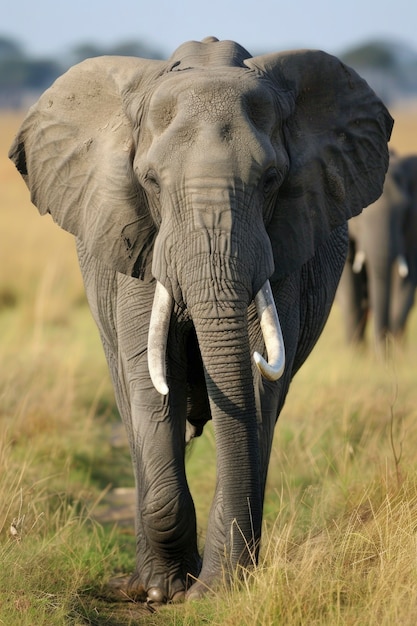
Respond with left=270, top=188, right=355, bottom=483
left=126, top=375, right=201, bottom=603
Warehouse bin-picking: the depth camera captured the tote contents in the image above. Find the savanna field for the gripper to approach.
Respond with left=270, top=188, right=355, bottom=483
left=1, top=106, right=417, bottom=625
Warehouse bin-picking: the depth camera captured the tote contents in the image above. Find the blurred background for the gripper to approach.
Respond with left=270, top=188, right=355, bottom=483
left=2, top=3, right=417, bottom=623
left=1, top=0, right=417, bottom=110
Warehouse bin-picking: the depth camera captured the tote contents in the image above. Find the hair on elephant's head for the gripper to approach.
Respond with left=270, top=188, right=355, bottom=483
left=9, top=37, right=393, bottom=602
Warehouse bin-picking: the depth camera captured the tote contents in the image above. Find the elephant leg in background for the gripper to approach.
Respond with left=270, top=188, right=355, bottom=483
left=76, top=241, right=201, bottom=602
left=366, top=261, right=393, bottom=349
left=390, top=268, right=416, bottom=340
left=337, top=241, right=368, bottom=344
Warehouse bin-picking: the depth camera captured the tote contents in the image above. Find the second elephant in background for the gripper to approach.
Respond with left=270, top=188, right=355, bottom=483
left=338, top=153, right=417, bottom=349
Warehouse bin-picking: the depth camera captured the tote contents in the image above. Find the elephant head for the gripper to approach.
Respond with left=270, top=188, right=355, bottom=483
left=9, top=37, right=392, bottom=601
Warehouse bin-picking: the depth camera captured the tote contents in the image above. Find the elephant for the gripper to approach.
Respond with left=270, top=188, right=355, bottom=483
left=337, top=153, right=417, bottom=350
left=9, top=37, right=392, bottom=604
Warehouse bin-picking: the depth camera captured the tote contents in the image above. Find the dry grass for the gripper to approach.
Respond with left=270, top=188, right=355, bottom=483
left=1, top=104, right=417, bottom=624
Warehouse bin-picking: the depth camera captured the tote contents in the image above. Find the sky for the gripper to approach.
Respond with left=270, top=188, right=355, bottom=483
left=3, top=0, right=417, bottom=60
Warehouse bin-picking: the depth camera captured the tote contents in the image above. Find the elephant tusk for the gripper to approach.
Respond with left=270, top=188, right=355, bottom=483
left=148, top=281, right=173, bottom=395
left=352, top=250, right=366, bottom=274
left=397, top=254, right=409, bottom=278
left=254, top=280, right=285, bottom=381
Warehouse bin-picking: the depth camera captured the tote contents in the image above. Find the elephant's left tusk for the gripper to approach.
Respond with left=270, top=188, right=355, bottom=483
left=148, top=281, right=173, bottom=395
left=398, top=254, right=409, bottom=278
left=254, top=281, right=285, bottom=381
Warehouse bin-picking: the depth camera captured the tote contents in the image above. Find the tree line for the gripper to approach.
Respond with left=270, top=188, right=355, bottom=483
left=1, top=34, right=417, bottom=108
left=0, top=35, right=163, bottom=107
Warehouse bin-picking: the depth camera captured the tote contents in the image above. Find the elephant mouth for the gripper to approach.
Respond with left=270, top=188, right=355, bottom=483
left=147, top=279, right=285, bottom=395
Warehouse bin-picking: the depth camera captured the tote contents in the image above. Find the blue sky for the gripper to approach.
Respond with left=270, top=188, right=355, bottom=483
left=3, top=0, right=417, bottom=59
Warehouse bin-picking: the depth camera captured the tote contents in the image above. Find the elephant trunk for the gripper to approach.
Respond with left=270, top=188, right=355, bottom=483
left=190, top=297, right=262, bottom=569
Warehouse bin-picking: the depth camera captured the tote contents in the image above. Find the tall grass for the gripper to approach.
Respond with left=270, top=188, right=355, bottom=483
left=1, top=108, right=417, bottom=624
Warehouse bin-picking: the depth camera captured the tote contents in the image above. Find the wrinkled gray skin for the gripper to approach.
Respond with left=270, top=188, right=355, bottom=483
left=9, top=37, right=392, bottom=603
left=338, top=154, right=417, bottom=350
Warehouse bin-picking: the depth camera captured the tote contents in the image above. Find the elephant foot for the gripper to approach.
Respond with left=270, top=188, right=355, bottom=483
left=146, top=586, right=186, bottom=605
left=185, top=570, right=221, bottom=601
left=103, top=572, right=211, bottom=604
left=186, top=556, right=256, bottom=600
left=146, top=586, right=167, bottom=604
left=186, top=580, right=213, bottom=601
left=127, top=560, right=201, bottom=605
left=101, top=574, right=146, bottom=602
left=103, top=574, right=187, bottom=606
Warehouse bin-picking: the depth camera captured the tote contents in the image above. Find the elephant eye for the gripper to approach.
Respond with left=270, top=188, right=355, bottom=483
left=262, top=168, right=280, bottom=196
left=144, top=171, right=161, bottom=195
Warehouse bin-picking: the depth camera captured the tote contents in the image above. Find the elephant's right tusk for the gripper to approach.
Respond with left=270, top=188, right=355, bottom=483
left=397, top=254, right=409, bottom=278
left=352, top=250, right=366, bottom=274
left=148, top=281, right=173, bottom=395
left=254, top=281, right=285, bottom=381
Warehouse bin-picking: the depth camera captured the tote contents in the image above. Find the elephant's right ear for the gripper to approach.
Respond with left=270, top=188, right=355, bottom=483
left=9, top=55, right=165, bottom=279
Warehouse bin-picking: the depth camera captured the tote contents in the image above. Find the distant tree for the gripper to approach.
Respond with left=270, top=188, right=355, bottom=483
left=0, top=59, right=27, bottom=88
left=70, top=39, right=163, bottom=64
left=109, top=40, right=163, bottom=59
left=0, top=36, right=25, bottom=60
left=25, top=59, right=62, bottom=89
left=0, top=34, right=62, bottom=105
left=342, top=42, right=399, bottom=69
left=341, top=40, right=417, bottom=105
left=70, top=44, right=104, bottom=64
left=0, top=57, right=60, bottom=90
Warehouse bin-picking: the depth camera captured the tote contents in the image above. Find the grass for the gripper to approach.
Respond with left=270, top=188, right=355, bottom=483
left=1, top=106, right=417, bottom=624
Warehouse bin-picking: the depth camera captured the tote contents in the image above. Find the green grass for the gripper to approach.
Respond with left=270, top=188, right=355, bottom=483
left=2, top=112, right=417, bottom=624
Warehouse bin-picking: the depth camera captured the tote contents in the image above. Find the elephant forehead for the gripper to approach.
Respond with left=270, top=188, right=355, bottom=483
left=186, top=85, right=241, bottom=121
left=147, top=70, right=276, bottom=128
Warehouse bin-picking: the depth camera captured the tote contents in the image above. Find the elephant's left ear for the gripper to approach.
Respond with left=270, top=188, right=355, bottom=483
left=245, top=50, right=394, bottom=279
left=9, top=55, right=166, bottom=279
